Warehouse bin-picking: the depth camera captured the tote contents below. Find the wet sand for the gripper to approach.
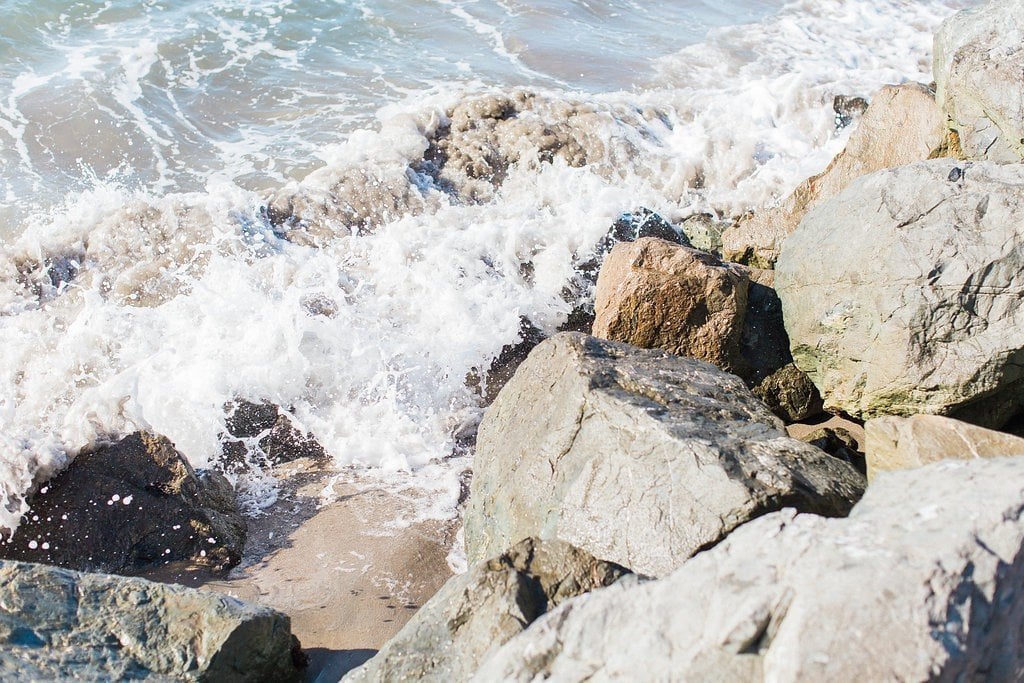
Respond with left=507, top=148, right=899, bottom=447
left=145, top=461, right=460, bottom=681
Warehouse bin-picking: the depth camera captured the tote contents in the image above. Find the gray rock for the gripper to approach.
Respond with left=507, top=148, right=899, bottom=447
left=0, top=559, right=302, bottom=681
left=680, top=213, right=730, bottom=253
left=474, top=456, right=1024, bottom=682
left=344, top=538, right=627, bottom=682
left=722, top=83, right=946, bottom=268
left=464, top=333, right=865, bottom=577
left=0, top=432, right=246, bottom=575
left=934, top=0, right=1024, bottom=162
left=865, top=414, right=1024, bottom=482
left=776, top=159, right=1024, bottom=425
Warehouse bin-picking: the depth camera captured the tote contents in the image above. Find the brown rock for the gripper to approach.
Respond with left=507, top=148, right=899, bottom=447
left=753, top=363, right=824, bottom=422
left=0, top=432, right=245, bottom=574
left=865, top=414, right=1024, bottom=482
left=722, top=82, right=947, bottom=268
left=799, top=426, right=865, bottom=475
left=593, top=237, right=748, bottom=372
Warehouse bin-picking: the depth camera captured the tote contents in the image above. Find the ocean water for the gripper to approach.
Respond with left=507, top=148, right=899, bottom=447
left=0, top=0, right=975, bottom=530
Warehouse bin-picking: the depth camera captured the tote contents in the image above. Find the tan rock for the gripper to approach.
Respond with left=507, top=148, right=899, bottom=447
left=722, top=83, right=947, bottom=268
left=593, top=237, right=748, bottom=372
left=865, top=414, right=1024, bottom=481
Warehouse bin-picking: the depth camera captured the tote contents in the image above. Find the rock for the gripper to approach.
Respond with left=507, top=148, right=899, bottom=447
left=222, top=400, right=328, bottom=467
left=833, top=94, right=869, bottom=129
left=0, top=432, right=246, bottom=574
left=0, top=559, right=302, bottom=681
left=344, top=538, right=628, bottom=682
left=865, top=414, right=1024, bottom=481
left=474, top=456, right=1024, bottom=682
left=565, top=208, right=687, bottom=334
left=753, top=363, right=823, bottom=423
left=593, top=237, right=749, bottom=373
left=680, top=213, right=730, bottom=254
left=799, top=426, right=865, bottom=475
left=464, top=333, right=865, bottom=577
left=722, top=83, right=946, bottom=268
left=934, top=0, right=1024, bottom=162
left=776, top=159, right=1024, bottom=425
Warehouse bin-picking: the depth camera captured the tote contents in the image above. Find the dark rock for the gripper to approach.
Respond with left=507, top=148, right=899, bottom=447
left=800, top=427, right=865, bottom=475
left=736, top=269, right=793, bottom=386
left=0, top=432, right=246, bottom=575
left=222, top=401, right=328, bottom=467
left=834, top=94, right=869, bottom=128
left=753, top=363, right=824, bottom=423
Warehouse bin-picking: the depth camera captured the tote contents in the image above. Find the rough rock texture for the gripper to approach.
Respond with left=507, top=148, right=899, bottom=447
left=752, top=363, right=823, bottom=423
left=464, top=333, right=865, bottom=577
left=0, top=432, right=246, bottom=575
left=934, top=0, right=1024, bottom=163
left=474, top=457, right=1024, bottom=682
left=221, top=400, right=327, bottom=468
left=865, top=414, right=1024, bottom=481
left=564, top=209, right=687, bottom=334
left=0, top=560, right=302, bottom=681
left=680, top=213, right=730, bottom=253
left=722, top=83, right=946, bottom=268
left=776, top=159, right=1024, bottom=425
left=344, top=538, right=628, bottom=682
left=593, top=237, right=749, bottom=373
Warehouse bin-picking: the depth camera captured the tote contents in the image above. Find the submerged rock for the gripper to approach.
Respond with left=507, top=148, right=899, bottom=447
left=865, top=414, right=1024, bottom=481
left=935, top=0, right=1024, bottom=162
left=474, top=457, right=1024, bottom=681
left=0, top=559, right=303, bottom=681
left=0, top=432, right=245, bottom=575
left=464, top=333, right=865, bottom=577
left=344, top=538, right=627, bottom=682
left=722, top=82, right=946, bottom=268
left=776, top=159, right=1024, bottom=425
left=593, top=237, right=748, bottom=373
left=221, top=400, right=328, bottom=467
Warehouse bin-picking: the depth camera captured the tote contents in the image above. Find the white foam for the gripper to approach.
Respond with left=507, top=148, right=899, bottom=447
left=0, top=0, right=978, bottom=531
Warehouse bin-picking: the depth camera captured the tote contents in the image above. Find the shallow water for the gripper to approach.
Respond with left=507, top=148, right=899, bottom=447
left=0, top=0, right=975, bottom=531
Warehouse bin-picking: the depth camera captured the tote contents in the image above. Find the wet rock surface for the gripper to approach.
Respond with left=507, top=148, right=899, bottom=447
left=0, top=559, right=303, bottom=682
left=0, top=432, right=245, bottom=575
left=221, top=400, right=328, bottom=468
left=465, top=333, right=865, bottom=577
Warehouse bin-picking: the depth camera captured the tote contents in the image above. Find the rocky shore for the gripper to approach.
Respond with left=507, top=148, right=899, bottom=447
left=5, top=1, right=1024, bottom=680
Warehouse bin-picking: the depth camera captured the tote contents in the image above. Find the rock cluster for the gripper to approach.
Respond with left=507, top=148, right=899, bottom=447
left=347, top=3, right=1024, bottom=679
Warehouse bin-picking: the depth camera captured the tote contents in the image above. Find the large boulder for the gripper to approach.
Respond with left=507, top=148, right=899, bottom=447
left=0, top=559, right=302, bottom=681
left=593, top=237, right=748, bottom=373
left=934, top=0, right=1024, bottom=162
left=474, top=456, right=1024, bottom=681
left=722, top=83, right=946, bottom=268
left=464, top=333, right=865, bottom=577
left=865, top=414, right=1024, bottom=481
left=0, top=432, right=246, bottom=575
left=776, top=159, right=1024, bottom=425
left=344, top=538, right=627, bottom=682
